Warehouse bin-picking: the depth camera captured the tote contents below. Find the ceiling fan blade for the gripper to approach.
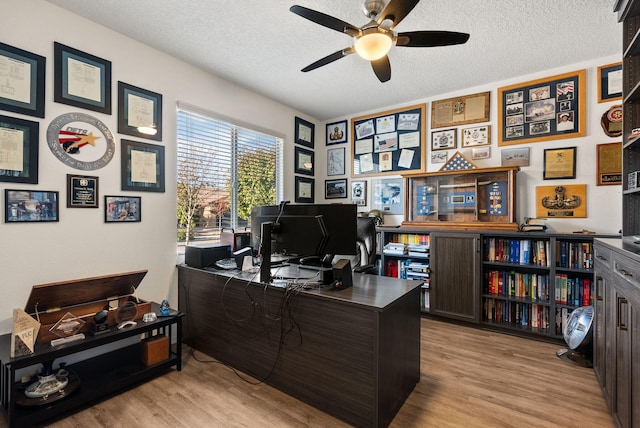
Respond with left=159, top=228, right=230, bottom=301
left=290, top=5, right=359, bottom=36
left=371, top=56, right=391, bottom=83
left=301, top=47, right=355, bottom=72
left=396, top=31, right=470, bottom=47
left=377, top=0, right=420, bottom=29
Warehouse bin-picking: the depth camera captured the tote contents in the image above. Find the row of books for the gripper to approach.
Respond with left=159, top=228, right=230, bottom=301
left=484, top=238, right=550, bottom=266
left=421, top=288, right=430, bottom=311
left=556, top=241, right=593, bottom=270
left=382, top=243, right=430, bottom=258
left=484, top=270, right=550, bottom=301
left=384, top=259, right=430, bottom=286
left=388, top=233, right=430, bottom=246
left=484, top=298, right=550, bottom=330
left=554, top=274, right=591, bottom=306
left=556, top=307, right=577, bottom=336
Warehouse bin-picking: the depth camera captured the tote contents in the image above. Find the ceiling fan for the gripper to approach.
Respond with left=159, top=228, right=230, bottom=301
left=289, top=0, right=470, bottom=82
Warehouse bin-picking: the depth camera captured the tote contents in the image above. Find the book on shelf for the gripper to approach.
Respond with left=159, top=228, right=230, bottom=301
left=519, top=217, right=547, bottom=232
left=383, top=242, right=406, bottom=256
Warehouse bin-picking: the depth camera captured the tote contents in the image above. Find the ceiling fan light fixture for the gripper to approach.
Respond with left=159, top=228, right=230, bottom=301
left=354, top=29, right=393, bottom=61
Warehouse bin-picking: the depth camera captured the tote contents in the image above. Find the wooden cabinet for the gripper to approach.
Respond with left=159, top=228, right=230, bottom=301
left=593, top=238, right=640, bottom=428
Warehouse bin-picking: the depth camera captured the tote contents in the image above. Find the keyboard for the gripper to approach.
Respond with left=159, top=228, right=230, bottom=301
left=215, top=258, right=238, bottom=270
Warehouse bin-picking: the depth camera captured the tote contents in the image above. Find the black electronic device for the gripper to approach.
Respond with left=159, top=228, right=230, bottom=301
left=330, top=258, right=353, bottom=289
left=251, top=203, right=357, bottom=283
left=233, top=246, right=254, bottom=269
left=185, top=243, right=231, bottom=269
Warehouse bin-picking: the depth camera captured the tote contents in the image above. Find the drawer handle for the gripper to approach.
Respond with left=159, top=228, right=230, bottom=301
left=596, top=255, right=607, bottom=261
left=617, top=298, right=628, bottom=331
left=595, top=277, right=603, bottom=301
left=618, top=268, right=633, bottom=278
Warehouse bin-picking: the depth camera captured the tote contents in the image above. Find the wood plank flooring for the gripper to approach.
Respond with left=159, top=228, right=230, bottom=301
left=5, top=318, right=613, bottom=428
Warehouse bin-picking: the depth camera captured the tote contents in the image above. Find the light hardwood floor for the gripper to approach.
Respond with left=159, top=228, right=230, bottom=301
left=6, top=318, right=613, bottom=428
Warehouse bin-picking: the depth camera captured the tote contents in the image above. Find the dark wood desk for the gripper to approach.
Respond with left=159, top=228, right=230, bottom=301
left=178, top=265, right=421, bottom=428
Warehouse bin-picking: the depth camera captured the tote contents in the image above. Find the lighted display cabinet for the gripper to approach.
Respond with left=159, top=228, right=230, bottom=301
left=403, top=166, right=520, bottom=231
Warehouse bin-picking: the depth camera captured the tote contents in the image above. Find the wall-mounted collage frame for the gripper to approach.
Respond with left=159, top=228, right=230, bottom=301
left=295, top=176, right=314, bottom=203
left=54, top=42, right=112, bottom=114
left=498, top=69, right=586, bottom=146
left=352, top=103, right=426, bottom=177
left=120, top=139, right=165, bottom=192
left=117, top=81, right=163, bottom=141
left=5, top=189, right=59, bottom=223
left=105, top=195, right=141, bottom=222
left=0, top=115, right=39, bottom=184
left=0, top=42, right=46, bottom=118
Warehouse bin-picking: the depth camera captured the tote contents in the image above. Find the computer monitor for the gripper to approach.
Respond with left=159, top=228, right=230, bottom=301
left=250, top=203, right=358, bottom=282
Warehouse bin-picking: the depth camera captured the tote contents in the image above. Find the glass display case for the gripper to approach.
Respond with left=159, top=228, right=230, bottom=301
left=403, top=166, right=519, bottom=230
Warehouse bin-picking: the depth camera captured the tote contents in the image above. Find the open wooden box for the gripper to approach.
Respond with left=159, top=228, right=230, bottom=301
left=24, top=270, right=150, bottom=344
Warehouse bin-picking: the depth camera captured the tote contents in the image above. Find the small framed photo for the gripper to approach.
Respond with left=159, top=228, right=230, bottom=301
left=54, top=42, right=112, bottom=114
left=294, top=146, right=314, bottom=176
left=327, top=147, right=345, bottom=176
left=295, top=176, right=314, bottom=203
left=0, top=42, right=46, bottom=118
left=117, top=81, right=163, bottom=141
left=462, top=125, right=491, bottom=147
left=121, top=139, right=165, bottom=192
left=0, top=115, right=39, bottom=184
left=351, top=180, right=367, bottom=205
left=431, top=128, right=456, bottom=150
left=543, top=147, right=576, bottom=180
left=598, top=62, right=622, bottom=103
left=67, top=174, right=99, bottom=208
left=105, top=195, right=141, bottom=222
left=501, top=147, right=530, bottom=167
left=295, top=116, right=314, bottom=148
left=326, top=120, right=347, bottom=145
left=5, top=189, right=59, bottom=223
left=471, top=146, right=491, bottom=160
left=325, top=178, right=347, bottom=199
left=431, top=151, right=448, bottom=164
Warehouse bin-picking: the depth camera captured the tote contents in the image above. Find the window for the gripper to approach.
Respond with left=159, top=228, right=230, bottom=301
left=177, top=105, right=283, bottom=251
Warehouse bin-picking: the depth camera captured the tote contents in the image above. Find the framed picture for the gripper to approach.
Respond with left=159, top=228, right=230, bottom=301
left=431, top=151, right=448, bottom=164
left=598, top=62, right=622, bottom=103
left=117, top=81, right=163, bottom=141
left=295, top=176, right=314, bottom=203
left=543, top=147, right=576, bottom=180
left=0, top=42, right=46, bottom=118
left=498, top=69, right=586, bottom=146
left=325, top=178, right=347, bottom=199
left=121, top=139, right=165, bottom=192
left=295, top=116, right=314, bottom=148
left=327, top=147, right=345, bottom=176
left=104, top=195, right=141, bottom=222
left=67, top=174, right=99, bottom=208
left=351, top=103, right=426, bottom=177
left=462, top=125, right=491, bottom=147
left=0, top=115, right=39, bottom=184
left=471, top=146, right=491, bottom=160
left=351, top=180, right=367, bottom=205
left=372, top=178, right=404, bottom=215
left=431, top=91, right=490, bottom=129
left=54, top=42, right=112, bottom=114
left=536, top=184, right=586, bottom=218
left=431, top=128, right=456, bottom=150
left=294, top=146, right=314, bottom=176
left=326, top=120, right=347, bottom=145
left=596, top=142, right=622, bottom=185
left=5, top=189, right=58, bottom=223
left=501, top=147, right=530, bottom=167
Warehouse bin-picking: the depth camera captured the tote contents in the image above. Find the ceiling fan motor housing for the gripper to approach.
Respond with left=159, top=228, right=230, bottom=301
left=362, top=0, right=386, bottom=19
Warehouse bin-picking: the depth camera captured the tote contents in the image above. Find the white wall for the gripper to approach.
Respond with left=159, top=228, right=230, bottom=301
left=0, top=1, right=318, bottom=334
left=316, top=55, right=624, bottom=235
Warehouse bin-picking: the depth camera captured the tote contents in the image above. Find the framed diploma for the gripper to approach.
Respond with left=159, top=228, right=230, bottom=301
left=0, top=42, right=46, bottom=118
left=597, top=62, right=622, bottom=103
left=121, top=139, right=165, bottom=192
left=54, top=42, right=112, bottom=114
left=117, top=81, right=163, bottom=141
left=294, top=146, right=314, bottom=176
left=295, top=116, right=315, bottom=148
left=543, top=147, right=576, bottom=180
left=67, top=174, right=99, bottom=208
left=295, top=176, right=314, bottom=203
left=0, top=115, right=39, bottom=184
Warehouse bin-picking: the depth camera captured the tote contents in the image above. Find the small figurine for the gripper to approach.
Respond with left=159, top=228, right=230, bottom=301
left=160, top=299, right=170, bottom=316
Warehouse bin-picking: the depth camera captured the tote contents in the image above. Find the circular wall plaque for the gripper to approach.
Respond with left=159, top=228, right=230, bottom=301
left=601, top=105, right=622, bottom=137
left=47, top=112, right=115, bottom=170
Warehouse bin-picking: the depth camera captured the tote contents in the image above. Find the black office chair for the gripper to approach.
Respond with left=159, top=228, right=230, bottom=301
left=353, top=216, right=378, bottom=274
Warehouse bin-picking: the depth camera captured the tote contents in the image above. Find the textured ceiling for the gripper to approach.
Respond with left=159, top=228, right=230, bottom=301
left=46, top=0, right=622, bottom=121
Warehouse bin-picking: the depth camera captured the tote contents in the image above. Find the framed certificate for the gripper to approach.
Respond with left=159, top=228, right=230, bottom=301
left=121, top=139, right=165, bottom=192
left=117, top=81, right=162, bottom=141
left=0, top=42, right=46, bottom=118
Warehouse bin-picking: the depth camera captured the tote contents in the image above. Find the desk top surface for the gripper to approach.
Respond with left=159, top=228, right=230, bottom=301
left=178, top=264, right=421, bottom=310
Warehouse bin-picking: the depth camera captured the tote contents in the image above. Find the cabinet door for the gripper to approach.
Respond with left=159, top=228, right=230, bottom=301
left=593, top=270, right=612, bottom=408
left=430, top=233, right=480, bottom=322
